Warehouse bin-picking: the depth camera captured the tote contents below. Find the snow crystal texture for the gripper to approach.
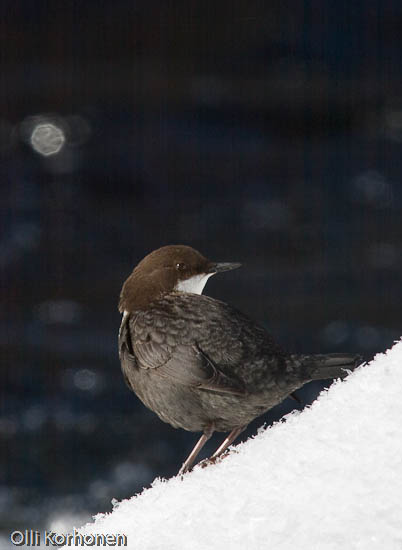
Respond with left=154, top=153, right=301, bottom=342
left=66, top=340, right=402, bottom=550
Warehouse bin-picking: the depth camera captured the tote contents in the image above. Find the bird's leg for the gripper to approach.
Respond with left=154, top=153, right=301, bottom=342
left=210, top=425, right=246, bottom=460
left=198, top=425, right=247, bottom=469
left=178, top=425, right=214, bottom=475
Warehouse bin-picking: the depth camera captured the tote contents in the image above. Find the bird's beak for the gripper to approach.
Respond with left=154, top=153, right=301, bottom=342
left=208, top=262, right=242, bottom=274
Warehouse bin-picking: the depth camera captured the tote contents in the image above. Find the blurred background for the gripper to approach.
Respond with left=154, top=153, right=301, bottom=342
left=1, top=0, right=401, bottom=543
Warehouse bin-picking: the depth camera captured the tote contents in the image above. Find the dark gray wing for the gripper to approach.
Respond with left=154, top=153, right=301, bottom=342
left=118, top=311, right=138, bottom=391
left=128, top=305, right=246, bottom=396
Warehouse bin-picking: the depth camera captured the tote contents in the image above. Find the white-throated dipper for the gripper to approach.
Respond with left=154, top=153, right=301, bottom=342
left=118, top=245, right=362, bottom=474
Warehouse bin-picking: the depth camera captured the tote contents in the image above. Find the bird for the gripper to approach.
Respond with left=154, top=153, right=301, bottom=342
left=118, top=245, right=362, bottom=475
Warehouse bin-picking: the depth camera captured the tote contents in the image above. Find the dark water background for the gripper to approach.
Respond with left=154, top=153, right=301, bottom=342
left=1, top=0, right=401, bottom=540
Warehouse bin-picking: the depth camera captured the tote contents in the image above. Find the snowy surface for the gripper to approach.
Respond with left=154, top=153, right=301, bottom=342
left=65, top=340, right=402, bottom=550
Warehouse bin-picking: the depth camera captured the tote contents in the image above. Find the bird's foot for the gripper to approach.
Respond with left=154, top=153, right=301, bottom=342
left=178, top=455, right=223, bottom=477
left=197, top=449, right=233, bottom=469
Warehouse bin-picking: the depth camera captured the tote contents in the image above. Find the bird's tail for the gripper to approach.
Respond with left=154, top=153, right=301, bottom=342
left=289, top=353, right=363, bottom=382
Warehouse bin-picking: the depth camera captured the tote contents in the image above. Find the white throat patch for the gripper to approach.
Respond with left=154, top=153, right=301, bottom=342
left=175, top=273, right=213, bottom=295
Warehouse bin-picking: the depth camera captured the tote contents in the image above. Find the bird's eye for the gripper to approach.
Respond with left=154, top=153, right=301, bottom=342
left=176, top=262, right=186, bottom=271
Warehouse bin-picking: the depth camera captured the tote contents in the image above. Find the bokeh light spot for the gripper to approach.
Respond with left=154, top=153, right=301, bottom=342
left=73, top=369, right=98, bottom=392
left=30, top=122, right=65, bottom=156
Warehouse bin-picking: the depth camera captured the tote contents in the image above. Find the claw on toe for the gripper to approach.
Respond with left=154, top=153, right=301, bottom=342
left=198, top=449, right=232, bottom=469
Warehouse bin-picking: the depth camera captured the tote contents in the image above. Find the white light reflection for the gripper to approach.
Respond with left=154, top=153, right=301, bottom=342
left=30, top=122, right=65, bottom=156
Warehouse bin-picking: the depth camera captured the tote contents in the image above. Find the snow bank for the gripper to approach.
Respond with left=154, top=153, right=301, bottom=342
left=66, top=340, right=402, bottom=550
